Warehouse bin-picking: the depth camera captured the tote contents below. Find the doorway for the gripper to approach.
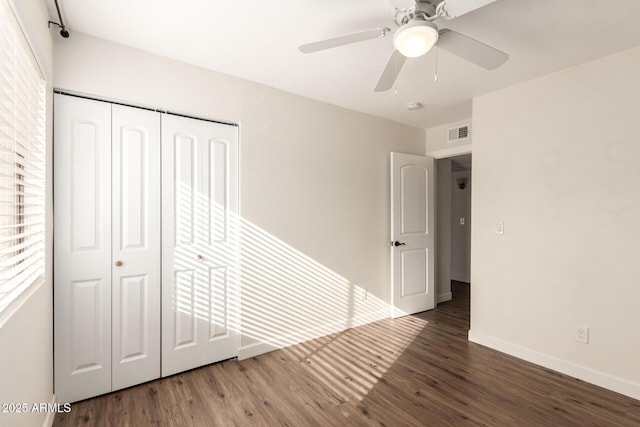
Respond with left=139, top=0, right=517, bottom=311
left=435, top=154, right=472, bottom=304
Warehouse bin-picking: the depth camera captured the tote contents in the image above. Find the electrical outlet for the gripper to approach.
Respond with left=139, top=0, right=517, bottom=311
left=575, top=326, right=589, bottom=344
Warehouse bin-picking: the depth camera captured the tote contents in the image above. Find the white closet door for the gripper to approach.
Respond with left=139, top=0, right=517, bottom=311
left=54, top=95, right=112, bottom=402
left=161, top=115, right=239, bottom=377
left=111, top=105, right=161, bottom=390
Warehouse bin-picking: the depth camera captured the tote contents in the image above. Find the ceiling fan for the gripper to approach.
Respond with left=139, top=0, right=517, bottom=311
left=299, top=0, right=509, bottom=92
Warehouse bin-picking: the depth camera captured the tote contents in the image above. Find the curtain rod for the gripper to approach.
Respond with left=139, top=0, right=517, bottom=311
left=48, top=0, right=69, bottom=38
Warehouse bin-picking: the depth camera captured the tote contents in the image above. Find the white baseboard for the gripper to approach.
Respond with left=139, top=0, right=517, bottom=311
left=437, top=292, right=452, bottom=303
left=42, top=394, right=56, bottom=427
left=450, top=274, right=470, bottom=283
left=238, top=341, right=280, bottom=360
left=468, top=330, right=640, bottom=401
left=238, top=309, right=389, bottom=360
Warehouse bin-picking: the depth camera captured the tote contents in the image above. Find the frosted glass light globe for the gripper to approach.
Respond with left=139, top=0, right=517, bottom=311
left=393, top=19, right=439, bottom=58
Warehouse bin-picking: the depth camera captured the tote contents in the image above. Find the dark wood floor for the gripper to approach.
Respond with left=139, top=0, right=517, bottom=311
left=54, top=282, right=640, bottom=426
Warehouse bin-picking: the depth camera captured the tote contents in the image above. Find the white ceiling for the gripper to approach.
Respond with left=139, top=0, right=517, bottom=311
left=49, top=0, right=640, bottom=129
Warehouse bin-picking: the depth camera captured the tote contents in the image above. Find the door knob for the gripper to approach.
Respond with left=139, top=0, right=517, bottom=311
left=115, top=260, right=123, bottom=267
left=393, top=241, right=406, bottom=247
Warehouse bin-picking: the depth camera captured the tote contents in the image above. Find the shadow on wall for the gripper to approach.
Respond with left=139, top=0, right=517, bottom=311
left=168, top=189, right=391, bottom=359
left=239, top=218, right=390, bottom=355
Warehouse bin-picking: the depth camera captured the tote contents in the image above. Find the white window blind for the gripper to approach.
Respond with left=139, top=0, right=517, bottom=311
left=0, top=0, right=46, bottom=317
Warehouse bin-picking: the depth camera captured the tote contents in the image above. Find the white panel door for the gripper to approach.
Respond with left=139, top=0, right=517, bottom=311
left=390, top=152, right=435, bottom=317
left=111, top=105, right=161, bottom=390
left=161, top=115, right=239, bottom=377
left=54, top=94, right=112, bottom=402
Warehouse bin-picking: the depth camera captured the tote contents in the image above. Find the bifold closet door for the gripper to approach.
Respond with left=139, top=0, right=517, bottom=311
left=54, top=95, right=113, bottom=403
left=161, top=114, right=239, bottom=377
left=54, top=95, right=161, bottom=402
left=111, top=105, right=161, bottom=391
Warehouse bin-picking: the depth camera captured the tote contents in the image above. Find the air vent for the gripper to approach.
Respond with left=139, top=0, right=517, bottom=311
left=448, top=125, right=469, bottom=142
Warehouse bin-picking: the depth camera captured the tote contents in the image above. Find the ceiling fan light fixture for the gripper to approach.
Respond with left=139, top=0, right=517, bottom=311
left=393, top=19, right=439, bottom=58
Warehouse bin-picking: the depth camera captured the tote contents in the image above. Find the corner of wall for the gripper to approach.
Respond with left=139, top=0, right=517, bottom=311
left=437, top=292, right=453, bottom=303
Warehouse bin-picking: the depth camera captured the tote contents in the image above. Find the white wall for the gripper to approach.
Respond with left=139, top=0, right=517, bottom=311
left=53, top=33, right=426, bottom=358
left=451, top=170, right=471, bottom=283
left=470, top=46, right=640, bottom=400
left=0, top=1, right=55, bottom=426
left=435, top=159, right=452, bottom=303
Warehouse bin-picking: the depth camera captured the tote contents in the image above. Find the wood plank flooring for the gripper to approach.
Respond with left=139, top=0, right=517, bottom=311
left=54, top=282, right=640, bottom=426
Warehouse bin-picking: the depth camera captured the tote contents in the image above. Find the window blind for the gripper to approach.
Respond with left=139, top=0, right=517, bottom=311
left=0, top=0, right=46, bottom=317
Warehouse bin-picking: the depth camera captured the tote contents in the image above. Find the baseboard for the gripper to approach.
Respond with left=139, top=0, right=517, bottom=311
left=450, top=274, right=470, bottom=283
left=42, top=394, right=56, bottom=427
left=238, top=341, right=280, bottom=360
left=238, top=309, right=389, bottom=360
left=468, top=330, right=640, bottom=401
left=437, top=292, right=452, bottom=303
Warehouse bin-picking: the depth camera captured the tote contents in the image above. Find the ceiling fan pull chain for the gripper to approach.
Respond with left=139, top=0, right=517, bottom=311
left=434, top=44, right=439, bottom=82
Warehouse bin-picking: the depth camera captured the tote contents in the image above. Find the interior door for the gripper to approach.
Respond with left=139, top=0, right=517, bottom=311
left=390, top=152, right=435, bottom=318
left=54, top=94, right=112, bottom=402
left=161, top=114, right=239, bottom=377
left=111, top=105, right=161, bottom=390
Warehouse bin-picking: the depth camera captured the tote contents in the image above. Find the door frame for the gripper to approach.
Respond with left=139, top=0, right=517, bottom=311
left=426, top=145, right=472, bottom=306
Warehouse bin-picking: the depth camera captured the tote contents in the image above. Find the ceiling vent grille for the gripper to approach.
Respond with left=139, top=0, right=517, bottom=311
left=448, top=125, right=469, bottom=142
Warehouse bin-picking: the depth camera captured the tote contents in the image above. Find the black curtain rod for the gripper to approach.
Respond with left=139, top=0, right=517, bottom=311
left=48, top=0, right=69, bottom=38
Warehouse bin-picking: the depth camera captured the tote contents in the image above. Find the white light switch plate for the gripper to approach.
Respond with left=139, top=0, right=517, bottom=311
left=575, top=326, right=589, bottom=344
left=495, top=221, right=504, bottom=234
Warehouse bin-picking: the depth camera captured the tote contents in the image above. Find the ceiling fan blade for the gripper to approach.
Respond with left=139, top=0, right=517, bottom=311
left=299, top=28, right=390, bottom=54
left=375, top=50, right=407, bottom=92
left=437, top=29, right=508, bottom=70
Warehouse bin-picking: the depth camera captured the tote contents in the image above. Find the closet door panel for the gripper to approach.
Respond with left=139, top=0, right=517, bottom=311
left=200, top=124, right=239, bottom=361
left=162, top=115, right=239, bottom=377
left=162, top=115, right=201, bottom=375
left=111, top=105, right=161, bottom=390
left=54, top=94, right=112, bottom=403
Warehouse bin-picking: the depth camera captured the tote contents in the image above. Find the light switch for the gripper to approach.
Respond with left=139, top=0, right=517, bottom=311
left=460, top=218, right=465, bottom=225
left=496, top=221, right=504, bottom=234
